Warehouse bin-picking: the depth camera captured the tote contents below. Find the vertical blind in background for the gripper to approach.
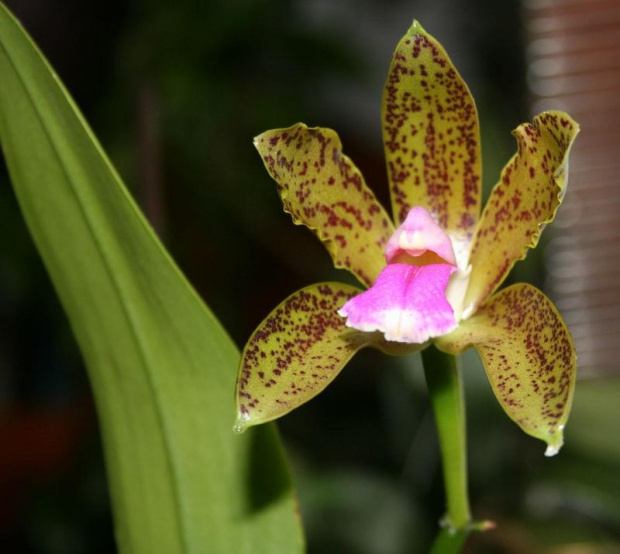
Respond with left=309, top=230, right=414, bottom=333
left=525, top=0, right=620, bottom=375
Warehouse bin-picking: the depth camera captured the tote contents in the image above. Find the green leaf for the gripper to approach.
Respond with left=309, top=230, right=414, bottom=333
left=0, top=4, right=303, bottom=553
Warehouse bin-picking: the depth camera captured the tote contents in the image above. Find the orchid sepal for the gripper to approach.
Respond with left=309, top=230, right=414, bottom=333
left=235, top=282, right=420, bottom=431
left=435, top=283, right=577, bottom=455
left=382, top=19, right=482, bottom=265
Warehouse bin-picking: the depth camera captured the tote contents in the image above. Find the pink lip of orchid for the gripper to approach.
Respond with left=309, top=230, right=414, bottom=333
left=235, top=20, right=579, bottom=457
left=337, top=206, right=461, bottom=344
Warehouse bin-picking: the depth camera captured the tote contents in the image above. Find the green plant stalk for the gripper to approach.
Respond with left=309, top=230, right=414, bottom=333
left=429, top=527, right=470, bottom=554
left=422, top=345, right=472, bottom=551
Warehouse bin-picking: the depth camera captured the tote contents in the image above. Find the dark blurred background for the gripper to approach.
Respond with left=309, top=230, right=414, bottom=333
left=1, top=0, right=619, bottom=552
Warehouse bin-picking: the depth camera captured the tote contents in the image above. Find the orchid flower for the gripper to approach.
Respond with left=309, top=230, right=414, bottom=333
left=235, top=21, right=578, bottom=457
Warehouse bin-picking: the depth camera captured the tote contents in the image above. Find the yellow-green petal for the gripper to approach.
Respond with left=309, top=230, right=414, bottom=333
left=436, top=284, right=577, bottom=455
left=255, top=124, right=394, bottom=287
left=464, top=112, right=579, bottom=312
left=382, top=20, right=481, bottom=258
left=235, top=282, right=416, bottom=430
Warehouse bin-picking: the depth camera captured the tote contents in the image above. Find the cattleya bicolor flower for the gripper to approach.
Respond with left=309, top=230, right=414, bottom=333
left=235, top=21, right=578, bottom=456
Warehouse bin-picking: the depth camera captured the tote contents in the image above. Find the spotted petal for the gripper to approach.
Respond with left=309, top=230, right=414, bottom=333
left=339, top=263, right=458, bottom=344
left=382, top=20, right=481, bottom=261
left=255, top=124, right=394, bottom=287
left=235, top=282, right=416, bottom=430
left=436, top=284, right=577, bottom=456
left=465, top=112, right=579, bottom=312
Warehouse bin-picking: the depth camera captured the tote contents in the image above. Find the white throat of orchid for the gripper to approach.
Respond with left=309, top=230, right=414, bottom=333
left=338, top=206, right=472, bottom=343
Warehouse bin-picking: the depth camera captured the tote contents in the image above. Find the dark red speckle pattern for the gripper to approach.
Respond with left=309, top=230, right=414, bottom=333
left=382, top=23, right=481, bottom=241
left=255, top=124, right=394, bottom=287
left=439, top=283, right=576, bottom=445
left=236, top=282, right=371, bottom=425
left=466, top=112, right=579, bottom=309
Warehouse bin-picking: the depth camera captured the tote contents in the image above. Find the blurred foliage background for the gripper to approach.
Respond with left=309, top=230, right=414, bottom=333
left=0, top=0, right=619, bottom=552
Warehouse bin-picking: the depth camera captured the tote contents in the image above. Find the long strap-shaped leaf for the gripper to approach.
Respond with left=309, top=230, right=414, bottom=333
left=0, top=4, right=302, bottom=553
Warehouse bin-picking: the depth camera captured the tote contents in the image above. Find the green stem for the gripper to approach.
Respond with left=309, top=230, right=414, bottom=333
left=422, top=345, right=472, bottom=550
left=429, top=527, right=470, bottom=554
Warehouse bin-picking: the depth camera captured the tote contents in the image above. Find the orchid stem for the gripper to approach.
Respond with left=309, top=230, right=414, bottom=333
left=422, top=345, right=472, bottom=553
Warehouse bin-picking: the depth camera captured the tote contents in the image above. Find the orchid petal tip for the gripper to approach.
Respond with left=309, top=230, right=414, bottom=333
left=233, top=414, right=250, bottom=434
left=408, top=19, right=426, bottom=35
left=544, top=424, right=566, bottom=456
left=544, top=436, right=564, bottom=457
left=544, top=444, right=560, bottom=457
